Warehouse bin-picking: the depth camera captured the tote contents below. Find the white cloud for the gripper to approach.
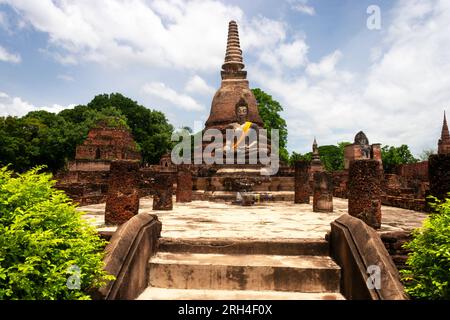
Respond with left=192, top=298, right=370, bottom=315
left=306, top=50, right=342, bottom=77
left=289, top=0, right=316, bottom=16
left=0, top=45, right=21, bottom=63
left=251, top=0, right=450, bottom=156
left=0, top=91, right=74, bottom=116
left=0, top=92, right=35, bottom=116
left=185, top=75, right=215, bottom=96
left=142, top=82, right=204, bottom=111
left=57, top=74, right=75, bottom=82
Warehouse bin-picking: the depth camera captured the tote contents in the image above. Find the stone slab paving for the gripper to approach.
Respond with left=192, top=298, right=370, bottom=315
left=79, top=197, right=428, bottom=240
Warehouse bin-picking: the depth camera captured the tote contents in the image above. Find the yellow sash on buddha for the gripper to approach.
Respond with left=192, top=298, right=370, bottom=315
left=232, top=121, right=253, bottom=150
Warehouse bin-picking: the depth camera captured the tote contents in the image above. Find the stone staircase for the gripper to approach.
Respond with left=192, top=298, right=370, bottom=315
left=137, top=238, right=345, bottom=300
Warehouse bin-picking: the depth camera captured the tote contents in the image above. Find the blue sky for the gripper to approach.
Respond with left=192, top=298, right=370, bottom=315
left=1, top=0, right=449, bottom=156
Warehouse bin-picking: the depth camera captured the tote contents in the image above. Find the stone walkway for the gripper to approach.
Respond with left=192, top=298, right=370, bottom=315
left=80, top=197, right=428, bottom=240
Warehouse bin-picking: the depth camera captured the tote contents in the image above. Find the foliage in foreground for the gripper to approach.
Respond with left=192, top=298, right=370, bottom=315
left=401, top=195, right=450, bottom=300
left=0, top=166, right=113, bottom=300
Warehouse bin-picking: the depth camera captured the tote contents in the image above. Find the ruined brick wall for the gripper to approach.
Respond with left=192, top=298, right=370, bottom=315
left=105, top=161, right=140, bottom=225
left=76, top=126, right=141, bottom=161
left=348, top=160, right=383, bottom=229
left=380, top=231, right=412, bottom=271
left=428, top=154, right=450, bottom=202
left=153, top=173, right=174, bottom=210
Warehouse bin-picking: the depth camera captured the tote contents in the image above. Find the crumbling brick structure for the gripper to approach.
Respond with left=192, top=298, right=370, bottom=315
left=56, top=121, right=141, bottom=205
left=313, top=172, right=333, bottom=213
left=153, top=173, right=174, bottom=210
left=176, top=168, right=193, bottom=203
left=348, top=160, right=383, bottom=229
left=428, top=153, right=450, bottom=203
left=344, top=131, right=382, bottom=170
left=294, top=161, right=310, bottom=204
left=105, top=160, right=140, bottom=225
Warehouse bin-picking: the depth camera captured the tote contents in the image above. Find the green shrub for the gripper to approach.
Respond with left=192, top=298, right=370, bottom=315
left=0, top=166, right=113, bottom=300
left=401, top=195, right=450, bottom=300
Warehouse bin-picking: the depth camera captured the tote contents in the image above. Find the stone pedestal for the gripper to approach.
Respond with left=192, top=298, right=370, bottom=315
left=176, top=169, right=193, bottom=203
left=105, top=160, right=140, bottom=226
left=295, top=161, right=310, bottom=204
left=153, top=173, right=174, bottom=210
left=313, top=172, right=334, bottom=213
left=428, top=154, right=450, bottom=203
left=348, top=160, right=383, bottom=229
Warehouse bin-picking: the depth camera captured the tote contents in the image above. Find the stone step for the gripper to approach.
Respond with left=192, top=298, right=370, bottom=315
left=137, top=287, right=345, bottom=300
left=158, top=238, right=330, bottom=256
left=149, top=253, right=341, bottom=293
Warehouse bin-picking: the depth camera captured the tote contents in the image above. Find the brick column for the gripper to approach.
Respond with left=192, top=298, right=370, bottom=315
left=348, top=160, right=383, bottom=229
left=295, top=161, right=311, bottom=204
left=105, top=160, right=140, bottom=225
left=176, top=169, right=193, bottom=203
left=428, top=154, right=450, bottom=204
left=313, top=172, right=334, bottom=212
left=153, top=173, right=174, bottom=210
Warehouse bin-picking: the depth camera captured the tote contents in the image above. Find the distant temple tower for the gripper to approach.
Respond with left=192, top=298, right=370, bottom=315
left=344, top=131, right=382, bottom=170
left=205, top=20, right=264, bottom=131
left=310, top=138, right=324, bottom=176
left=438, top=111, right=450, bottom=155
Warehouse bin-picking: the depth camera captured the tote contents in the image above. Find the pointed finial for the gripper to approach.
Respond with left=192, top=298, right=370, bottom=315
left=221, top=20, right=247, bottom=80
left=442, top=110, right=449, bottom=140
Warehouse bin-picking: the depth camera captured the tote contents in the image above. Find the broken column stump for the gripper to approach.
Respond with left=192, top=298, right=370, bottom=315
left=105, top=160, right=140, bottom=226
left=428, top=154, right=450, bottom=204
left=348, top=159, right=383, bottom=229
left=153, top=173, right=174, bottom=210
left=295, top=161, right=311, bottom=204
left=176, top=168, right=193, bottom=203
left=313, top=172, right=334, bottom=213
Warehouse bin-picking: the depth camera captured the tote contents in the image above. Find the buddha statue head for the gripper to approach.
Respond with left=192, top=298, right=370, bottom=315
left=235, top=98, right=249, bottom=125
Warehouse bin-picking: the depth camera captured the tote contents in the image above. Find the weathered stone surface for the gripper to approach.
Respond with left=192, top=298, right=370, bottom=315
left=153, top=173, right=174, bottom=210
left=176, top=169, right=193, bottom=203
left=428, top=153, right=450, bottom=202
left=348, top=160, right=383, bottom=229
left=105, top=160, right=140, bottom=226
left=313, top=172, right=333, bottom=213
left=329, top=214, right=408, bottom=300
left=295, top=161, right=310, bottom=204
left=94, top=214, right=162, bottom=300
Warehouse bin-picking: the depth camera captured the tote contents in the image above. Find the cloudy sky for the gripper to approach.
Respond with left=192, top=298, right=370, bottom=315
left=0, top=0, right=449, bottom=156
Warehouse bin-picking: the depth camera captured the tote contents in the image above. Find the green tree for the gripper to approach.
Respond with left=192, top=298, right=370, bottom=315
left=289, top=151, right=311, bottom=165
left=0, top=166, right=113, bottom=299
left=382, top=145, right=418, bottom=173
left=66, top=93, right=174, bottom=164
left=252, top=88, right=289, bottom=163
left=401, top=195, right=450, bottom=300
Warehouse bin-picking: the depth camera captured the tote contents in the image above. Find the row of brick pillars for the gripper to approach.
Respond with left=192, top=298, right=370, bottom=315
left=104, top=161, right=193, bottom=226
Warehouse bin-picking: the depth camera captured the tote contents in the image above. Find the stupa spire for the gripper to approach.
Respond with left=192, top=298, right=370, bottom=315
left=312, top=137, right=320, bottom=162
left=221, top=20, right=247, bottom=80
left=441, top=111, right=449, bottom=140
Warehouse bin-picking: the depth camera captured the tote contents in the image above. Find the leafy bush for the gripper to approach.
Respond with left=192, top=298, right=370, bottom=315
left=0, top=166, right=113, bottom=300
left=401, top=195, right=450, bottom=300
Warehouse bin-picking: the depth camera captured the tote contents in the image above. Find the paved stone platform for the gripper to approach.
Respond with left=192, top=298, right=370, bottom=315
left=80, top=197, right=427, bottom=240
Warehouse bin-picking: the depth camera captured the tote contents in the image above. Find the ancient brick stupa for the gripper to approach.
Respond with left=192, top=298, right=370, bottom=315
left=201, top=21, right=269, bottom=165
left=438, top=111, right=450, bottom=155
left=205, top=20, right=263, bottom=132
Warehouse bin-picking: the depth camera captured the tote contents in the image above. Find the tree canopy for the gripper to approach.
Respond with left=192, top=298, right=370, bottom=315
left=381, top=145, right=418, bottom=173
left=289, top=142, right=351, bottom=172
left=0, top=93, right=174, bottom=172
left=252, top=88, right=289, bottom=163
